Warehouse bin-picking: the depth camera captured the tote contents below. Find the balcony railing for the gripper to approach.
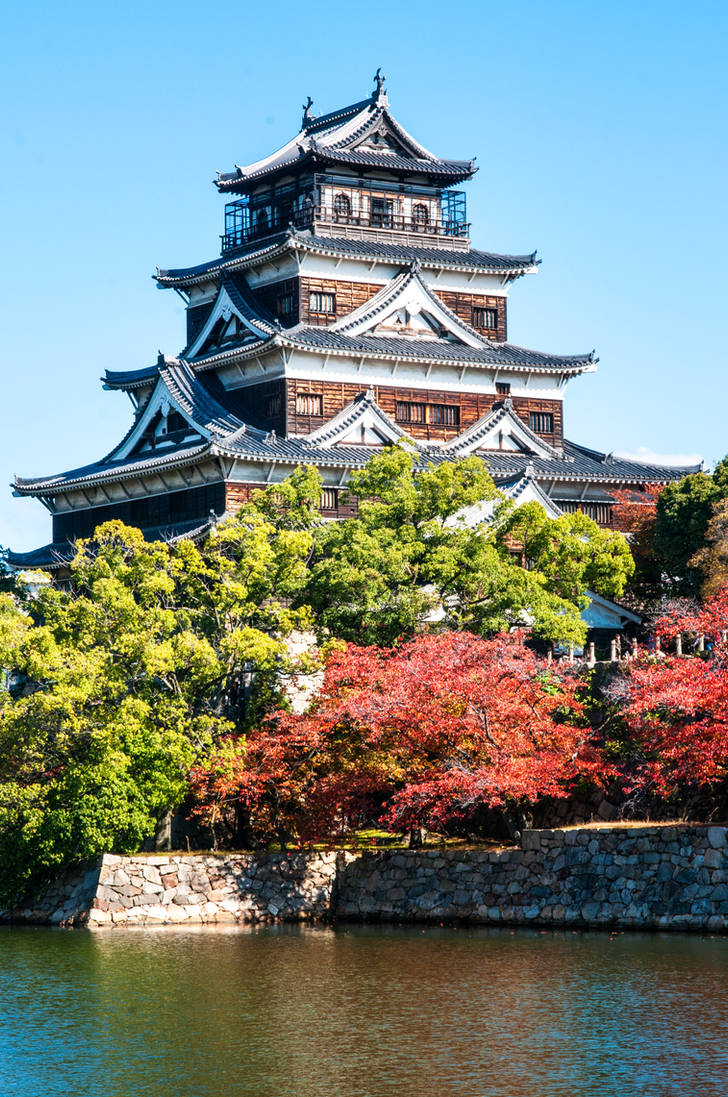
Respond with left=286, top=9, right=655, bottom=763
left=222, top=203, right=470, bottom=253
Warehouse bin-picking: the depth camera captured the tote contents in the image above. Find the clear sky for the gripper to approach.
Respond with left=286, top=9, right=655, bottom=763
left=1, top=0, right=726, bottom=552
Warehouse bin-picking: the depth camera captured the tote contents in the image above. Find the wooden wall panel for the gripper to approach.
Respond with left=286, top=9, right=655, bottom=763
left=225, top=481, right=359, bottom=520
left=185, top=302, right=215, bottom=348
left=436, top=291, right=507, bottom=341
left=299, top=277, right=380, bottom=325
left=286, top=379, right=563, bottom=446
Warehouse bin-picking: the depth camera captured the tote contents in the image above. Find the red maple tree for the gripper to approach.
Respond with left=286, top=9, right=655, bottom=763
left=191, top=631, right=602, bottom=844
left=622, top=586, right=728, bottom=793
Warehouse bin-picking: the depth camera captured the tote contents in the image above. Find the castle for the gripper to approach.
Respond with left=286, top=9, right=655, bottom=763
left=10, top=72, right=696, bottom=571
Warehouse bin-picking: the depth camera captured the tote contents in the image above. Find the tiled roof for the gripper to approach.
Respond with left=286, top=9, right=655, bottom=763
left=478, top=442, right=700, bottom=485
left=309, top=147, right=474, bottom=180
left=103, top=365, right=159, bottom=390
left=155, top=231, right=538, bottom=287
left=216, top=92, right=475, bottom=190
left=7, top=518, right=216, bottom=571
left=13, top=441, right=213, bottom=495
left=283, top=326, right=596, bottom=373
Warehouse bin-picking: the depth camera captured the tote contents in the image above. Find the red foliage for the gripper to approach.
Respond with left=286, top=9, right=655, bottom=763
left=623, top=586, right=728, bottom=793
left=191, top=631, right=602, bottom=842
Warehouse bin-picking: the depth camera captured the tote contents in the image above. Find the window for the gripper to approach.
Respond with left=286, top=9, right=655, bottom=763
left=558, top=500, right=613, bottom=526
left=265, top=393, right=282, bottom=418
left=529, top=411, right=554, bottom=434
left=320, top=488, right=338, bottom=511
left=472, top=306, right=498, bottom=330
left=396, top=401, right=460, bottom=427
left=309, top=291, right=336, bottom=314
left=396, top=401, right=425, bottom=424
left=276, top=292, right=295, bottom=319
left=333, top=193, right=351, bottom=221
left=371, top=196, right=394, bottom=228
left=496, top=382, right=511, bottom=396
left=429, top=404, right=460, bottom=426
left=412, top=203, right=429, bottom=230
left=296, top=393, right=323, bottom=417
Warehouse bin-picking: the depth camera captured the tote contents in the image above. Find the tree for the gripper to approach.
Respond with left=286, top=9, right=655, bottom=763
left=303, top=446, right=631, bottom=647
left=0, top=501, right=317, bottom=903
left=690, top=498, right=728, bottom=602
left=610, top=485, right=663, bottom=604
left=654, top=458, right=728, bottom=596
left=190, top=631, right=603, bottom=845
left=621, top=587, right=728, bottom=796
left=493, top=501, right=635, bottom=603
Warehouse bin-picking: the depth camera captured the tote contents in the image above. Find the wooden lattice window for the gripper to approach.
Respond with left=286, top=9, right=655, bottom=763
left=396, top=402, right=459, bottom=426
left=529, top=411, right=554, bottom=434
left=265, top=392, right=282, bottom=418
left=296, top=393, right=323, bottom=417
left=333, top=193, right=351, bottom=220
left=320, top=488, right=338, bottom=511
left=472, top=306, right=498, bottom=330
left=309, top=291, right=336, bottom=314
left=429, top=404, right=460, bottom=426
left=496, top=382, right=511, bottom=396
left=412, top=203, right=429, bottom=230
left=276, top=292, right=295, bottom=318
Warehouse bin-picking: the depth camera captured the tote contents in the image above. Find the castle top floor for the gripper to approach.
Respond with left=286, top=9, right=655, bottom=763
left=216, top=72, right=476, bottom=254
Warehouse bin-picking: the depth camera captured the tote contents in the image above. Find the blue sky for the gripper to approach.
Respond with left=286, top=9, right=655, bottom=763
left=1, top=0, right=726, bottom=551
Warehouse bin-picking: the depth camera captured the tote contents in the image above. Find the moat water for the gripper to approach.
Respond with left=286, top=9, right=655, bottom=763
left=1, top=924, right=727, bottom=1096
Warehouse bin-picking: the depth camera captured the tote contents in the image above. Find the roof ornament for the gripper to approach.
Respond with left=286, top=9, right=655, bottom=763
left=157, top=350, right=165, bottom=367
left=301, top=96, right=315, bottom=128
left=503, top=395, right=513, bottom=410
left=372, top=67, right=387, bottom=103
left=524, top=461, right=535, bottom=478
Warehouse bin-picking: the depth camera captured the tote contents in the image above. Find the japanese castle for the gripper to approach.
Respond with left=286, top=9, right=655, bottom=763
left=10, top=72, right=697, bottom=571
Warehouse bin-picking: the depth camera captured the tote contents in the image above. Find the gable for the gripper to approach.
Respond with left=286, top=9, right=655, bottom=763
left=110, top=381, right=206, bottom=462
left=331, top=266, right=487, bottom=348
left=185, top=284, right=270, bottom=359
left=443, top=401, right=562, bottom=460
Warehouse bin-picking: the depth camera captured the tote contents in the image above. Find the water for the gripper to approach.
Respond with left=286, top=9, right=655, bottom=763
left=0, top=925, right=727, bottom=1097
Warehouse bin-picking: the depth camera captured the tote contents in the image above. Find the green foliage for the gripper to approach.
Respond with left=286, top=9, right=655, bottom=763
left=494, top=501, right=635, bottom=603
left=0, top=507, right=316, bottom=904
left=303, top=447, right=632, bottom=646
left=655, top=458, right=728, bottom=595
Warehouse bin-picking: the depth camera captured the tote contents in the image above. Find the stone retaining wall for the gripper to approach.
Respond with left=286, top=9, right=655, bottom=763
left=337, top=825, right=728, bottom=931
left=3, top=825, right=728, bottom=931
left=3, top=852, right=342, bottom=928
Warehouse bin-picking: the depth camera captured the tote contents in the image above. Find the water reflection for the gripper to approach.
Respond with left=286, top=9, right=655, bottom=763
left=0, top=925, right=727, bottom=1096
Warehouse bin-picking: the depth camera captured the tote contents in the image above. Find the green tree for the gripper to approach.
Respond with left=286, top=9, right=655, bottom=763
left=0, top=503, right=317, bottom=904
left=303, top=446, right=632, bottom=646
left=494, top=501, right=635, bottom=603
left=654, top=456, right=728, bottom=595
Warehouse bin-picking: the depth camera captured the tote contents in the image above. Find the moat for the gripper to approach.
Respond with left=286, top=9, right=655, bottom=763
left=1, top=925, right=727, bottom=1096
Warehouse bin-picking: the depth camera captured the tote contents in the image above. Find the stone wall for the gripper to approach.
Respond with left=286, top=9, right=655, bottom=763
left=2, top=852, right=342, bottom=928
left=3, top=825, right=728, bottom=932
left=337, top=825, right=728, bottom=931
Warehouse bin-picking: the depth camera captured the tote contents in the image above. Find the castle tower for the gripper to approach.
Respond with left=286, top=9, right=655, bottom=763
left=10, top=73, right=697, bottom=570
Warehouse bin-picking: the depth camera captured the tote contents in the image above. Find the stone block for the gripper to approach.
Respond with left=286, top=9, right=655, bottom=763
left=708, top=828, right=727, bottom=849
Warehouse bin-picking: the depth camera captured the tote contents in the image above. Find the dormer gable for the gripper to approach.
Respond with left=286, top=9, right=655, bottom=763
left=302, top=389, right=419, bottom=449
left=329, top=265, right=489, bottom=348
left=441, top=400, right=563, bottom=460
left=185, top=280, right=275, bottom=359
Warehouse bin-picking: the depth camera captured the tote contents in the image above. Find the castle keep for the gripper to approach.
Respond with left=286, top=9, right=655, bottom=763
left=10, top=73, right=695, bottom=569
